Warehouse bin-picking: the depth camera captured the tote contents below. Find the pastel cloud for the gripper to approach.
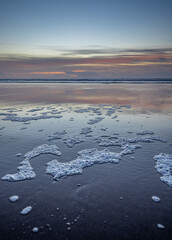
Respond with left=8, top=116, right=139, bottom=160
left=0, top=47, right=172, bottom=79
left=72, top=70, right=88, bottom=73
left=29, top=72, right=65, bottom=75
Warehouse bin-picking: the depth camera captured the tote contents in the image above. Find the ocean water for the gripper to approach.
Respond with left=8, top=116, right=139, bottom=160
left=0, top=83, right=172, bottom=240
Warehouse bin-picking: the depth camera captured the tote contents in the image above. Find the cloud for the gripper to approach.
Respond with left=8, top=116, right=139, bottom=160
left=29, top=72, right=65, bottom=75
left=0, top=46, right=172, bottom=79
left=1, top=51, right=172, bottom=66
left=72, top=70, right=88, bottom=73
left=123, top=48, right=172, bottom=54
left=37, top=45, right=172, bottom=57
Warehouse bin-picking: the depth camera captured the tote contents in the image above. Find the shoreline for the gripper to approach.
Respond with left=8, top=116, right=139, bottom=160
left=0, top=79, right=172, bottom=84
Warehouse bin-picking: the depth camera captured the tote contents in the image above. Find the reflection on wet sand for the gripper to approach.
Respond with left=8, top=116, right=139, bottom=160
left=0, top=83, right=172, bottom=113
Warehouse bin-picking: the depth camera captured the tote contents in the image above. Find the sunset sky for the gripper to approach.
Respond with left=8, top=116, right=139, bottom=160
left=0, top=0, right=172, bottom=79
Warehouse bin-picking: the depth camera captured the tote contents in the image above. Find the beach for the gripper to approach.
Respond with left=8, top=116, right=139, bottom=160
left=0, top=83, right=172, bottom=240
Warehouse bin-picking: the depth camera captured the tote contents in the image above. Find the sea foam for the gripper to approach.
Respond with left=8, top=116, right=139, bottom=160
left=2, top=144, right=61, bottom=181
left=63, top=135, right=85, bottom=148
left=46, top=148, right=121, bottom=180
left=154, top=153, right=172, bottom=186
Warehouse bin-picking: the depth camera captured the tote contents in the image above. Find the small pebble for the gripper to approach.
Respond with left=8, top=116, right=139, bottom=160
left=67, top=227, right=71, bottom=231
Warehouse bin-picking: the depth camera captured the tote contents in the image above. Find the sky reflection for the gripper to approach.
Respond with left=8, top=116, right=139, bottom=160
left=0, top=83, right=171, bottom=113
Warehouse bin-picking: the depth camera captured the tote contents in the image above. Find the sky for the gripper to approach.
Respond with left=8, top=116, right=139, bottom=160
left=0, top=0, right=172, bottom=79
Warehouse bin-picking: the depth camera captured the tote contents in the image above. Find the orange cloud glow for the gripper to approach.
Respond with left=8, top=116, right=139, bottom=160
left=72, top=70, right=88, bottom=73
left=1, top=48, right=172, bottom=79
left=30, top=72, right=65, bottom=75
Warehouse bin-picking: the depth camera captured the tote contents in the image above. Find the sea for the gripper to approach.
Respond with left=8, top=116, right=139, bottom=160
left=0, top=81, right=172, bottom=240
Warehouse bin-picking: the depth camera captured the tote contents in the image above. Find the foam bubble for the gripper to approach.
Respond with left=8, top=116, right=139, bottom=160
left=9, top=195, right=19, bottom=202
left=80, top=127, right=93, bottom=135
left=32, top=227, right=39, bottom=233
left=46, top=148, right=121, bottom=180
left=137, top=130, right=154, bottom=135
left=87, top=117, right=104, bottom=125
left=120, top=144, right=141, bottom=155
left=98, top=135, right=167, bottom=147
left=24, top=144, right=61, bottom=160
left=2, top=114, right=62, bottom=122
left=20, top=206, right=32, bottom=215
left=63, top=135, right=85, bottom=148
left=27, top=107, right=44, bottom=112
left=154, top=153, right=172, bottom=186
left=48, top=130, right=67, bottom=140
left=152, top=196, right=160, bottom=202
left=157, top=224, right=165, bottom=229
left=2, top=144, right=61, bottom=182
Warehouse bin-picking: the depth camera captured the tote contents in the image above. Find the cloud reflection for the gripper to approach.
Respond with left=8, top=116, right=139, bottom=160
left=0, top=83, right=171, bottom=113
